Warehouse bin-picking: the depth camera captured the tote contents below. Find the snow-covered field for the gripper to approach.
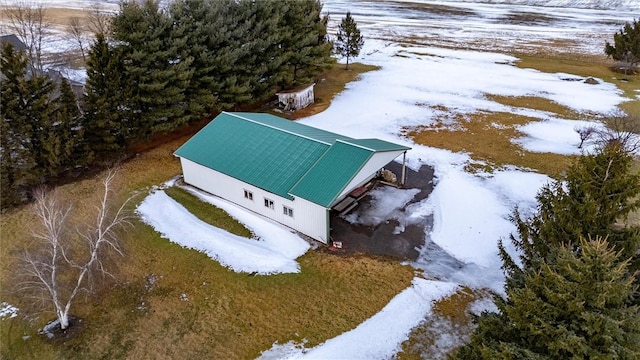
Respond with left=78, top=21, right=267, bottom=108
left=323, top=0, right=636, bottom=56
left=2, top=0, right=637, bottom=358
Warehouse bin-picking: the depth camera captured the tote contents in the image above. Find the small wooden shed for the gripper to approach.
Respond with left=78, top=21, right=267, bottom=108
left=277, top=83, right=315, bottom=111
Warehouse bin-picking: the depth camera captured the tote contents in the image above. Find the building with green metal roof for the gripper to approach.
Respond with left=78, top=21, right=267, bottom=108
left=174, top=112, right=410, bottom=243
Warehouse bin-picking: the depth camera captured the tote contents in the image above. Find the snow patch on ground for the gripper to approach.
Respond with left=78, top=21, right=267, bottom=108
left=136, top=189, right=310, bottom=275
left=0, top=302, right=18, bottom=319
left=425, top=170, right=513, bottom=268
left=468, top=296, right=500, bottom=316
left=515, top=118, right=606, bottom=155
left=344, top=187, right=420, bottom=227
left=440, top=0, right=639, bottom=10
left=257, top=279, right=459, bottom=359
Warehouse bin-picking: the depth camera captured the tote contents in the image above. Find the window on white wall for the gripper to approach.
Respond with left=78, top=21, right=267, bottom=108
left=283, top=205, right=293, bottom=217
left=264, top=198, right=274, bottom=209
left=244, top=190, right=253, bottom=200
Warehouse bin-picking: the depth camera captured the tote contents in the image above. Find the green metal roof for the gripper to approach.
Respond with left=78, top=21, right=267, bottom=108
left=174, top=112, right=410, bottom=207
left=289, top=141, right=373, bottom=207
left=232, top=112, right=353, bottom=145
left=174, top=112, right=329, bottom=199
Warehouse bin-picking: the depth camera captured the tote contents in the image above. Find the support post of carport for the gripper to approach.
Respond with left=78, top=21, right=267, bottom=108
left=401, top=151, right=407, bottom=186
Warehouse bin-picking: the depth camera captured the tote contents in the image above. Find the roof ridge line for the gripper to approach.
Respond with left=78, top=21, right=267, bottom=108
left=335, top=138, right=376, bottom=152
left=225, top=112, right=334, bottom=146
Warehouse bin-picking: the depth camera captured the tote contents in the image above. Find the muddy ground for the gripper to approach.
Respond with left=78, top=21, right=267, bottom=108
left=328, top=162, right=435, bottom=261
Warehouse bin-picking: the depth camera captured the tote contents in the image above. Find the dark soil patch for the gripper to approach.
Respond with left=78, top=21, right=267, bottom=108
left=40, top=316, right=84, bottom=343
left=328, top=163, right=435, bottom=261
left=500, top=12, right=556, bottom=26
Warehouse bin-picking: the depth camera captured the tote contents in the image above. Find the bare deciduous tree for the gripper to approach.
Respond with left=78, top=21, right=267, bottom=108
left=575, top=123, right=598, bottom=149
left=17, top=170, right=134, bottom=331
left=5, top=1, right=51, bottom=75
left=67, top=17, right=89, bottom=61
left=599, top=113, right=640, bottom=154
left=87, top=4, right=114, bottom=39
left=573, top=114, right=640, bottom=154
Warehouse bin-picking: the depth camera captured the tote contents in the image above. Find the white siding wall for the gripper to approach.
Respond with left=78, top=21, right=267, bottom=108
left=290, top=197, right=330, bottom=243
left=335, top=151, right=406, bottom=201
left=180, top=158, right=329, bottom=243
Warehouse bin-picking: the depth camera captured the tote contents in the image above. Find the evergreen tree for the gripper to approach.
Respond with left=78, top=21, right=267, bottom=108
left=112, top=0, right=192, bottom=138
left=212, top=0, right=257, bottom=108
left=30, top=74, right=63, bottom=179
left=240, top=0, right=286, bottom=99
left=1, top=43, right=36, bottom=207
left=334, top=11, right=364, bottom=70
left=0, top=43, right=74, bottom=207
left=605, top=19, right=640, bottom=74
left=279, top=0, right=333, bottom=87
left=0, top=43, right=57, bottom=179
left=83, top=33, right=132, bottom=156
left=502, top=142, right=640, bottom=290
left=168, top=0, right=222, bottom=121
left=457, top=237, right=640, bottom=359
left=456, top=143, right=640, bottom=359
left=53, top=78, right=87, bottom=169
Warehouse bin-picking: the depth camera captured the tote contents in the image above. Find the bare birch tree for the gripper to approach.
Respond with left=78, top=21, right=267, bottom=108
left=18, top=170, right=134, bottom=331
left=5, top=1, right=51, bottom=75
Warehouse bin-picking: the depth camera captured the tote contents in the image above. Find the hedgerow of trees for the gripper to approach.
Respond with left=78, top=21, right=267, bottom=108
left=1, top=0, right=333, bottom=209
left=454, top=140, right=640, bottom=359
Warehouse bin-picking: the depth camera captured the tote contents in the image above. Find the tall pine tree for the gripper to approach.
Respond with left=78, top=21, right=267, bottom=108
left=334, top=11, right=364, bottom=70
left=1, top=43, right=36, bottom=207
left=279, top=0, right=333, bottom=87
left=0, top=43, right=83, bottom=207
left=83, top=33, right=132, bottom=157
left=53, top=78, right=87, bottom=169
left=502, top=141, right=640, bottom=290
left=169, top=0, right=223, bottom=121
left=112, top=0, right=192, bottom=138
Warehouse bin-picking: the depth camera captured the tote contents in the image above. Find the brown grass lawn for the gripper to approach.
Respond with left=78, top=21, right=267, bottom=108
left=164, top=186, right=254, bottom=239
left=514, top=54, right=640, bottom=119
left=405, top=109, right=575, bottom=177
left=0, top=63, right=417, bottom=359
left=0, top=6, right=95, bottom=25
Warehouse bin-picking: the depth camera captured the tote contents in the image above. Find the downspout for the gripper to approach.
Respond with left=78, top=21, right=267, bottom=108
left=401, top=151, right=407, bottom=187
left=326, top=208, right=331, bottom=244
